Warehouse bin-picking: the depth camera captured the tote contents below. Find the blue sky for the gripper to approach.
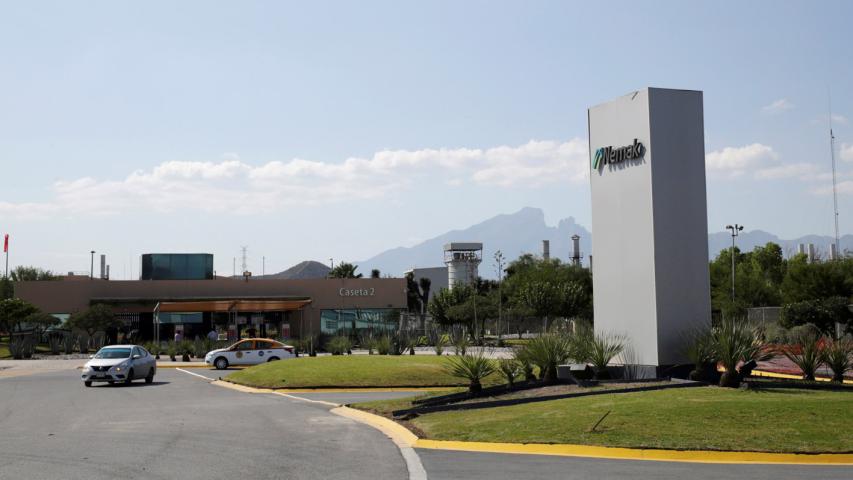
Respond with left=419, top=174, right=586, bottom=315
left=1, top=0, right=851, bottom=277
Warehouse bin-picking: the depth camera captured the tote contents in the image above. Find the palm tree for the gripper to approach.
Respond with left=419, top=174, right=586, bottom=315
left=328, top=262, right=362, bottom=279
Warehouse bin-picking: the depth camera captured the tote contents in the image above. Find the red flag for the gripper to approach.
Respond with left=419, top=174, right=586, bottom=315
left=3, top=234, right=7, bottom=253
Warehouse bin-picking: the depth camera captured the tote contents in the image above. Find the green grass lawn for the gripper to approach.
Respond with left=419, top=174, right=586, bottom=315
left=226, top=355, right=500, bottom=389
left=354, top=387, right=853, bottom=453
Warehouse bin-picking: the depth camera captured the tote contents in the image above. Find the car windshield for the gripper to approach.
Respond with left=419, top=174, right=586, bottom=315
left=94, top=348, right=132, bottom=359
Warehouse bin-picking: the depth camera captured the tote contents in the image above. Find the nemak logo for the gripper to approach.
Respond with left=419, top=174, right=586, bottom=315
left=592, top=139, right=645, bottom=170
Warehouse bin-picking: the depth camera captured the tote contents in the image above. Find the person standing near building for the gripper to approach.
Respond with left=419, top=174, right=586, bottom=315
left=174, top=329, right=183, bottom=342
left=207, top=328, right=218, bottom=341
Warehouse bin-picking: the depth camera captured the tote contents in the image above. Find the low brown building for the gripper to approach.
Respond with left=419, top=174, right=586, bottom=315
left=16, top=277, right=407, bottom=342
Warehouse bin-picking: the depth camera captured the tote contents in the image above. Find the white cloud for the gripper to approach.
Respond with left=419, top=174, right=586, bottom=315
left=840, top=143, right=853, bottom=162
left=754, top=162, right=819, bottom=180
left=0, top=139, right=590, bottom=219
left=761, top=98, right=793, bottom=114
left=706, top=143, right=778, bottom=177
left=832, top=113, right=849, bottom=125
left=812, top=180, right=853, bottom=196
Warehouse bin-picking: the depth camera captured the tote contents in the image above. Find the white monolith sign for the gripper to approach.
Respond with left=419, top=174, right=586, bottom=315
left=588, top=88, right=711, bottom=376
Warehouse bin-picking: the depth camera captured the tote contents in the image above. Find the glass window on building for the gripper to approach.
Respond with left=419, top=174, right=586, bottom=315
left=141, top=253, right=213, bottom=280
left=320, top=309, right=402, bottom=337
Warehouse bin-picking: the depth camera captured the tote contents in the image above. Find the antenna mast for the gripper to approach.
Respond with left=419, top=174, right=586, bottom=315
left=829, top=91, right=840, bottom=257
left=241, top=246, right=248, bottom=273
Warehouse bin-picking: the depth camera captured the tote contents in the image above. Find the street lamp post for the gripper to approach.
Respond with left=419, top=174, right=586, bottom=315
left=90, top=250, right=96, bottom=280
left=725, top=224, right=744, bottom=302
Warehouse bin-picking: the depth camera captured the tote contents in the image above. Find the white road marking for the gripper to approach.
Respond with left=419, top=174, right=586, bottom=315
left=273, top=392, right=340, bottom=407
left=176, top=368, right=215, bottom=381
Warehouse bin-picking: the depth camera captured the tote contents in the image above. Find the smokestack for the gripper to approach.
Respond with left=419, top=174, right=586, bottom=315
left=829, top=243, right=838, bottom=261
left=571, top=235, right=581, bottom=266
left=807, top=243, right=816, bottom=263
left=100, top=255, right=106, bottom=279
left=797, top=244, right=806, bottom=256
left=542, top=240, right=550, bottom=260
left=106, top=265, right=110, bottom=280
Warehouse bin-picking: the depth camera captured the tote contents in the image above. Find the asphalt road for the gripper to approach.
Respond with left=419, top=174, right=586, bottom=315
left=0, top=369, right=406, bottom=480
left=1, top=367, right=850, bottom=480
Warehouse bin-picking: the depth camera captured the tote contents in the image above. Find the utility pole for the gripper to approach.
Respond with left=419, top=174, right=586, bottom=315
left=725, top=224, right=743, bottom=303
left=262, top=256, right=265, bottom=276
left=494, top=250, right=505, bottom=341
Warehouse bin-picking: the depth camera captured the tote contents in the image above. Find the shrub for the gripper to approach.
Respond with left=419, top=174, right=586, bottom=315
left=513, top=348, right=537, bottom=381
left=179, top=340, right=194, bottom=361
left=165, top=341, right=178, bottom=361
left=684, top=327, right=716, bottom=381
left=78, top=333, right=90, bottom=354
left=498, top=358, right=520, bottom=387
left=326, top=336, right=352, bottom=355
left=434, top=334, right=448, bottom=356
left=712, top=317, right=771, bottom=388
left=452, top=333, right=470, bottom=356
left=443, top=353, right=496, bottom=394
left=193, top=337, right=206, bottom=358
left=375, top=336, right=392, bottom=355
left=359, top=332, right=376, bottom=354
left=8, top=336, right=24, bottom=359
left=406, top=335, right=419, bottom=355
left=821, top=336, right=853, bottom=383
left=587, top=332, right=626, bottom=380
left=778, top=330, right=823, bottom=381
left=521, top=333, right=572, bottom=384
left=48, top=334, right=62, bottom=355
left=63, top=334, right=75, bottom=355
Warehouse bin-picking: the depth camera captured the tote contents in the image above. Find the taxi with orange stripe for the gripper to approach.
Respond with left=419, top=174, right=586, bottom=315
left=205, top=338, right=295, bottom=370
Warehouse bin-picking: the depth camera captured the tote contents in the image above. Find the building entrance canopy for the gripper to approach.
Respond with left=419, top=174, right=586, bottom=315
left=155, top=298, right=312, bottom=313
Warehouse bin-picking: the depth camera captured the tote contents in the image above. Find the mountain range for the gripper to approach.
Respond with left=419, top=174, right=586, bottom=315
left=263, top=207, right=851, bottom=280
left=356, top=207, right=852, bottom=279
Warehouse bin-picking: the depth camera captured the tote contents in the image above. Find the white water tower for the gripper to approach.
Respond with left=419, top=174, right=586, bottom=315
left=443, top=242, right=482, bottom=289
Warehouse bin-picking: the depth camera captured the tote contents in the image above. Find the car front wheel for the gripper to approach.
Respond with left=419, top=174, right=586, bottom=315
left=84, top=381, right=92, bottom=387
left=145, top=367, right=155, bottom=384
left=124, top=369, right=134, bottom=385
left=214, top=357, right=229, bottom=370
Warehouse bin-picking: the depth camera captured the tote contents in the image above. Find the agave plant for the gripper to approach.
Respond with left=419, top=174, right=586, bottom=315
left=684, top=327, right=716, bottom=381
left=498, top=358, right=520, bottom=387
left=521, top=333, right=572, bottom=384
left=587, top=332, right=626, bottom=380
left=49, top=334, right=63, bottom=355
left=443, top=353, right=496, bottom=394
left=821, top=336, right=853, bottom=383
left=325, top=336, right=352, bottom=355
left=375, top=335, right=392, bottom=355
left=779, top=331, right=823, bottom=381
left=514, top=348, right=537, bottom=381
left=78, top=333, right=90, bottom=354
left=712, top=317, right=771, bottom=388
left=434, top=333, right=448, bottom=356
left=452, top=331, right=470, bottom=356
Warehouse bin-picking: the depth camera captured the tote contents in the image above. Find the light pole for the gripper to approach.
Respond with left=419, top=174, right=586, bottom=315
left=494, top=250, right=505, bottom=341
left=725, top=224, right=743, bottom=302
left=90, top=250, right=95, bottom=280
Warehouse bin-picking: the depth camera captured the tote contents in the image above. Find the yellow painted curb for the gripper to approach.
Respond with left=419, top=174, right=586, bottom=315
left=751, top=369, right=853, bottom=385
left=272, top=387, right=450, bottom=393
left=333, top=406, right=419, bottom=447
left=212, top=380, right=275, bottom=393
left=414, top=440, right=853, bottom=465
